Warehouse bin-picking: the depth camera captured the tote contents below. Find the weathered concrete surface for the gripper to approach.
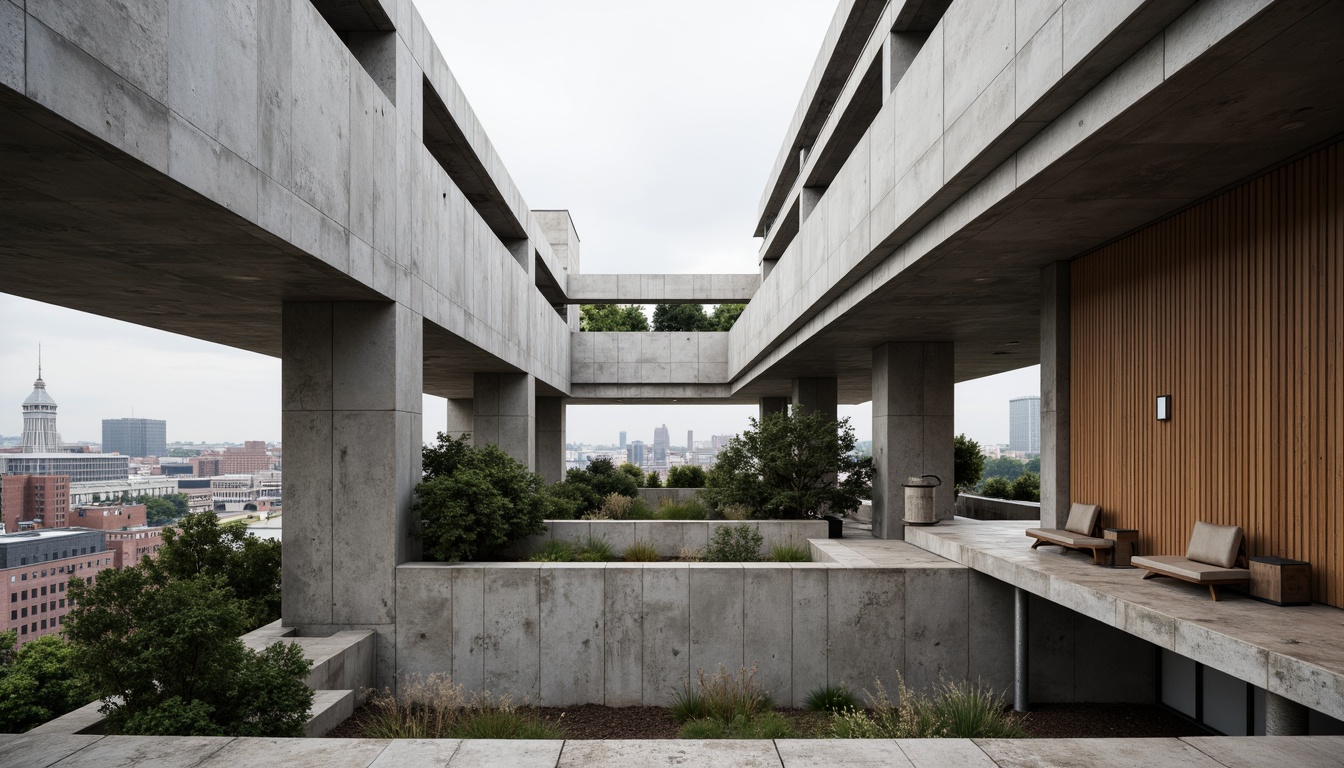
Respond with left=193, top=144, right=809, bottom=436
left=572, top=332, right=728, bottom=387
left=508, top=519, right=830, bottom=560
left=955, top=493, right=1041, bottom=522
left=909, top=518, right=1344, bottom=720
left=870, top=342, right=953, bottom=539
left=566, top=274, right=759, bottom=304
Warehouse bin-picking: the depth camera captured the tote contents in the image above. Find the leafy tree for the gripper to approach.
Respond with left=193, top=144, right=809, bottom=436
left=1025, top=455, right=1041, bottom=473
left=415, top=434, right=554, bottom=562
left=702, top=408, right=873, bottom=519
left=554, top=458, right=641, bottom=517
left=981, top=456, right=1027, bottom=483
left=707, top=303, right=745, bottom=331
left=618, top=462, right=645, bottom=484
left=0, top=633, right=87, bottom=733
left=980, top=477, right=1013, bottom=499
left=652, top=303, right=710, bottom=332
left=953, top=434, right=986, bottom=491
left=644, top=470, right=662, bottom=488
left=149, top=512, right=282, bottom=631
left=580, top=304, right=649, bottom=332
left=142, top=497, right=177, bottom=526
left=667, top=464, right=707, bottom=488
left=1011, top=472, right=1040, bottom=502
left=65, top=570, right=312, bottom=737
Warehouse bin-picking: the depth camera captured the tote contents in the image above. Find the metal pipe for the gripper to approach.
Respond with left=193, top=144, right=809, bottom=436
left=1014, top=586, right=1029, bottom=713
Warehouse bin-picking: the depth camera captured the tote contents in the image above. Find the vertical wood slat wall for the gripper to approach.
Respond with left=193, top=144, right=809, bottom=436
left=1071, top=142, right=1342, bottom=608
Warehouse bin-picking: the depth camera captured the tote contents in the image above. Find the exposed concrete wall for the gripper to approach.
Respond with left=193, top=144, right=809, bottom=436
left=281, top=301, right=421, bottom=688
left=791, top=377, right=838, bottom=421
left=1039, top=261, right=1070, bottom=530
left=567, top=274, right=759, bottom=304
left=444, top=398, right=473, bottom=440
left=871, top=342, right=954, bottom=538
left=396, top=560, right=968, bottom=707
left=572, top=332, right=728, bottom=386
left=535, top=397, right=565, bottom=484
left=957, top=494, right=1041, bottom=521
left=471, top=373, right=534, bottom=469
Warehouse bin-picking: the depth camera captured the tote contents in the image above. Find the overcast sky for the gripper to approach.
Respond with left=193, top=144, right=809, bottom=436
left=0, top=0, right=1037, bottom=449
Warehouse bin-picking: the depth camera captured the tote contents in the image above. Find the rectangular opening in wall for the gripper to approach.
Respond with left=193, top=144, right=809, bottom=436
left=308, top=1, right=397, bottom=103
left=422, top=77, right=528, bottom=255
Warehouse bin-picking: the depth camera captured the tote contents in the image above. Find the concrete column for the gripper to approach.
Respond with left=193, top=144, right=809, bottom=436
left=535, top=397, right=565, bottom=483
left=1040, top=262, right=1070, bottom=530
left=445, top=398, right=473, bottom=441
left=871, top=343, right=953, bottom=539
left=281, top=301, right=422, bottom=687
left=473, top=372, right=535, bottom=469
left=791, top=377, right=838, bottom=422
left=1014, top=586, right=1029, bottom=713
left=759, top=396, right=790, bottom=422
left=1264, top=692, right=1309, bottom=735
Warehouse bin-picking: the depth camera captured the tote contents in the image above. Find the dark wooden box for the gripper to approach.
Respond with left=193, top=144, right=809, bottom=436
left=1249, top=557, right=1311, bottom=606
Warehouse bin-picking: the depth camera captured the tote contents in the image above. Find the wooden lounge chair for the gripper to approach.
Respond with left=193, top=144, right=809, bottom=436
left=1132, top=521, right=1250, bottom=601
left=1025, top=503, right=1112, bottom=565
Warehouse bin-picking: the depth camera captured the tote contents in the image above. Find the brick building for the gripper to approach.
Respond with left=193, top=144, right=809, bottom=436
left=0, top=474, right=70, bottom=532
left=1, top=529, right=112, bottom=646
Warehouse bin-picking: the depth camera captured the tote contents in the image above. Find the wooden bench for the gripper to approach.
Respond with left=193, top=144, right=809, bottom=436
left=1132, top=521, right=1250, bottom=601
left=1026, top=503, right=1112, bottom=565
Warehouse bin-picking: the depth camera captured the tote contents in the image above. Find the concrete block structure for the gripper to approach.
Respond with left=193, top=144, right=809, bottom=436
left=2, top=0, right=1342, bottom=744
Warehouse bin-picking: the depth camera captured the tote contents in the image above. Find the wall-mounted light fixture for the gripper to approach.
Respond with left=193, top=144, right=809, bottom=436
left=1156, top=395, right=1172, bottom=421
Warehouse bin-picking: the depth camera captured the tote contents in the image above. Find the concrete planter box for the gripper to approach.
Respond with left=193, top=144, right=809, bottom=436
left=395, top=555, right=984, bottom=708
left=955, top=493, right=1041, bottom=521
left=506, top=519, right=829, bottom=559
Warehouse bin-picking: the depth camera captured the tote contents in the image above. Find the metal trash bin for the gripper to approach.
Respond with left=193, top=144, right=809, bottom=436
left=822, top=514, right=844, bottom=539
left=902, top=474, right=942, bottom=526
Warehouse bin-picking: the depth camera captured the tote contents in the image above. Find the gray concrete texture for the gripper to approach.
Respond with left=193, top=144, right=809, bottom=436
left=397, top=556, right=972, bottom=707
left=571, top=332, right=729, bottom=386
left=506, top=519, right=830, bottom=560
left=870, top=342, right=954, bottom=540
left=566, top=273, right=760, bottom=304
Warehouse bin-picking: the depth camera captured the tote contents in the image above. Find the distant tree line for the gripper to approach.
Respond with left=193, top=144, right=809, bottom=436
left=579, top=303, right=745, bottom=332
left=953, top=434, right=1041, bottom=503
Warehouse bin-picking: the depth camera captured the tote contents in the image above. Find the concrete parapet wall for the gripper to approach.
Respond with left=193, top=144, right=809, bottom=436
left=395, top=559, right=974, bottom=707
left=956, top=493, right=1042, bottom=521
left=509, top=519, right=829, bottom=559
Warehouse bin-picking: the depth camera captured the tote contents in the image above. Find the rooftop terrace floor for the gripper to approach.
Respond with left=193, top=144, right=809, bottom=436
left=903, top=518, right=1344, bottom=722
left=5, top=733, right=1343, bottom=768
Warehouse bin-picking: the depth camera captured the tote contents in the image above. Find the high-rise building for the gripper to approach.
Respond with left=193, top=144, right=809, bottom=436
left=626, top=440, right=645, bottom=468
left=4, top=366, right=130, bottom=483
left=686, top=430, right=694, bottom=451
left=619, top=431, right=627, bottom=449
left=652, top=425, right=669, bottom=463
left=711, top=435, right=733, bottom=452
left=19, top=362, right=61, bottom=453
left=1008, top=396, right=1041, bottom=454
left=102, top=418, right=167, bottom=458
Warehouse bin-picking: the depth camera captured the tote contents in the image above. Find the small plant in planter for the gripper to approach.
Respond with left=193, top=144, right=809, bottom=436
left=768, top=540, right=811, bottom=562
left=623, top=541, right=660, bottom=562
left=705, top=524, right=763, bottom=562
left=805, top=685, right=858, bottom=714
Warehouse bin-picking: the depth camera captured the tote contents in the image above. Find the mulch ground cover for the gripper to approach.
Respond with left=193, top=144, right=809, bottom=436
left=328, top=702, right=1206, bottom=740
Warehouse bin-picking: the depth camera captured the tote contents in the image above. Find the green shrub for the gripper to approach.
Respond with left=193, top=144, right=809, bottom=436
left=0, top=633, right=87, bottom=733
left=623, top=541, right=660, bottom=562
left=573, top=537, right=615, bottom=562
left=671, top=665, right=773, bottom=724
left=645, top=470, right=663, bottom=488
left=805, top=685, right=857, bottom=714
left=554, top=458, right=640, bottom=517
left=979, top=476, right=1013, bottom=500
left=364, top=674, right=560, bottom=739
left=768, top=541, right=811, bottom=562
left=653, top=498, right=708, bottom=520
left=528, top=540, right=575, bottom=562
left=152, top=512, right=282, bottom=630
left=598, top=493, right=636, bottom=520
left=678, top=711, right=797, bottom=739
left=705, top=524, right=763, bottom=562
left=415, top=435, right=552, bottom=562
left=826, top=678, right=1023, bottom=739
left=666, top=465, right=707, bottom=488
left=954, top=434, right=986, bottom=491
left=1010, top=472, right=1040, bottom=502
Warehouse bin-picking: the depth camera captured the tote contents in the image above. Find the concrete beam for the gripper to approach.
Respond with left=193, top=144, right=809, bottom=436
left=871, top=342, right=953, bottom=539
left=1040, top=262, right=1069, bottom=530
left=565, top=274, right=759, bottom=304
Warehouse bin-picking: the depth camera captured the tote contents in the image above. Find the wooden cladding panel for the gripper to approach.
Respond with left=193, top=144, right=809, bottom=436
left=1071, top=142, right=1343, bottom=607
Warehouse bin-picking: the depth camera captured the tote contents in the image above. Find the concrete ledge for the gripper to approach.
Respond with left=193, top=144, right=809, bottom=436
left=305, top=690, right=355, bottom=737
left=25, top=700, right=106, bottom=735
left=956, top=493, right=1041, bottom=521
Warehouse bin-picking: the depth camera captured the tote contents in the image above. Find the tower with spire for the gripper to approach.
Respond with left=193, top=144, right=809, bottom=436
left=20, top=349, right=63, bottom=453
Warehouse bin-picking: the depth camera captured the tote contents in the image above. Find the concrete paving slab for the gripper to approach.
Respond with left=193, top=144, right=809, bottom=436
left=195, top=737, right=390, bottom=768
left=1180, top=736, right=1344, bottom=768
left=49, top=735, right=234, bottom=768
left=894, top=739, right=997, bottom=768
left=558, top=739, right=782, bottom=767
left=0, top=734, right=104, bottom=768
left=367, top=739, right=462, bottom=768
left=775, top=739, right=911, bottom=767
left=447, top=739, right=561, bottom=767
left=975, top=737, right=1228, bottom=768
